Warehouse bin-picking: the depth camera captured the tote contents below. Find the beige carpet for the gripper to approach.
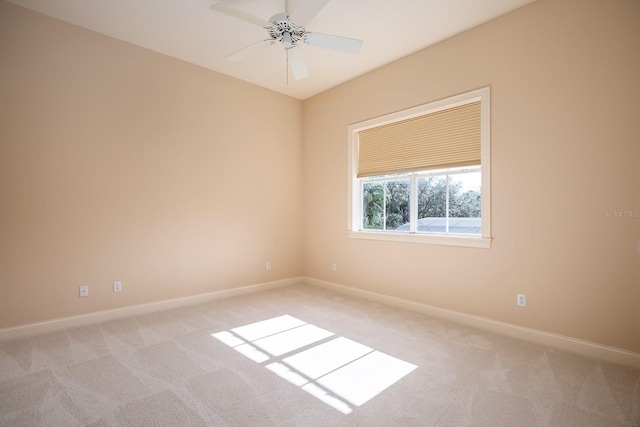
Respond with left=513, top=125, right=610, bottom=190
left=0, top=284, right=638, bottom=426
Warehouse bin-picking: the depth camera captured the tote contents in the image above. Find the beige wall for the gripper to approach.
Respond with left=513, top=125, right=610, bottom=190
left=0, top=2, right=303, bottom=328
left=302, top=0, right=640, bottom=353
left=1, top=0, right=639, bottom=355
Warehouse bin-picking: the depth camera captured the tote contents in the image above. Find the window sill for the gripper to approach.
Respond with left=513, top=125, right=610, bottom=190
left=348, top=230, right=492, bottom=249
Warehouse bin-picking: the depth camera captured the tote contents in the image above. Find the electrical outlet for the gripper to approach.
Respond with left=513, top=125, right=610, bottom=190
left=331, top=263, right=337, bottom=272
left=266, top=262, right=272, bottom=271
left=79, top=285, right=89, bottom=297
left=113, top=281, right=122, bottom=293
left=517, top=293, right=526, bottom=307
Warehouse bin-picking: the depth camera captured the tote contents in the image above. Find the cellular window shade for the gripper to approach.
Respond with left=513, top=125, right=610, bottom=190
left=357, top=101, right=481, bottom=178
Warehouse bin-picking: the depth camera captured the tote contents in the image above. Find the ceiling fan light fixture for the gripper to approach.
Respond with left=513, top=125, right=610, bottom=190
left=268, top=17, right=304, bottom=45
left=282, top=32, right=293, bottom=48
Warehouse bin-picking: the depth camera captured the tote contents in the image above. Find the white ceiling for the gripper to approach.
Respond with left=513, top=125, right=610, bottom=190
left=7, top=0, right=535, bottom=100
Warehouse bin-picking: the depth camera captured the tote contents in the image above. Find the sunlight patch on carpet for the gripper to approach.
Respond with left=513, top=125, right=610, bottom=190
left=212, top=315, right=417, bottom=414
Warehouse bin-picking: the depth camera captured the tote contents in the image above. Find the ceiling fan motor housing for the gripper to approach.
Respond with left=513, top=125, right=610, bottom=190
left=268, top=13, right=306, bottom=47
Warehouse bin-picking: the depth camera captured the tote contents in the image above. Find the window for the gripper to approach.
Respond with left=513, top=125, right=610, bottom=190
left=348, top=87, right=491, bottom=248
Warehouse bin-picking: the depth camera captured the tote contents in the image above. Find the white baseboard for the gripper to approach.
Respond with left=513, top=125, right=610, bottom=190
left=4, top=276, right=638, bottom=369
left=0, top=277, right=301, bottom=342
left=303, top=277, right=640, bottom=369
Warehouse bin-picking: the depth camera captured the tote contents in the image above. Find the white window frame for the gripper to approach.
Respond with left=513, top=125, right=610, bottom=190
left=347, top=87, right=492, bottom=249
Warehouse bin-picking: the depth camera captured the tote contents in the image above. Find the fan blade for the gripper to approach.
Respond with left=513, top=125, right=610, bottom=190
left=304, top=32, right=363, bottom=54
left=288, top=46, right=309, bottom=80
left=289, top=0, right=329, bottom=27
left=225, top=39, right=274, bottom=62
left=210, top=4, right=271, bottom=28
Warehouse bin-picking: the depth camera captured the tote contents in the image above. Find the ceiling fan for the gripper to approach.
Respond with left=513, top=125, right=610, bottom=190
left=210, top=0, right=363, bottom=81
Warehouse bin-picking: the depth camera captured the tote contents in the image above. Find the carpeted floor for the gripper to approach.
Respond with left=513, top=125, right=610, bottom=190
left=0, top=283, right=638, bottom=426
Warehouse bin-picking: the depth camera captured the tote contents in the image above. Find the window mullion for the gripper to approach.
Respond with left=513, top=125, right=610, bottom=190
left=410, top=174, right=417, bottom=233
left=445, top=175, right=450, bottom=233
left=383, top=181, right=387, bottom=231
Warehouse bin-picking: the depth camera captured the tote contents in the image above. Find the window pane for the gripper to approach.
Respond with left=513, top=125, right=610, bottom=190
left=362, top=182, right=384, bottom=230
left=448, top=172, right=481, bottom=234
left=416, top=176, right=447, bottom=233
left=385, top=180, right=410, bottom=231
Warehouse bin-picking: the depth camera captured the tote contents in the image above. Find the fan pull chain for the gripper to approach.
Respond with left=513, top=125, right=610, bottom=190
left=286, top=48, right=289, bottom=85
